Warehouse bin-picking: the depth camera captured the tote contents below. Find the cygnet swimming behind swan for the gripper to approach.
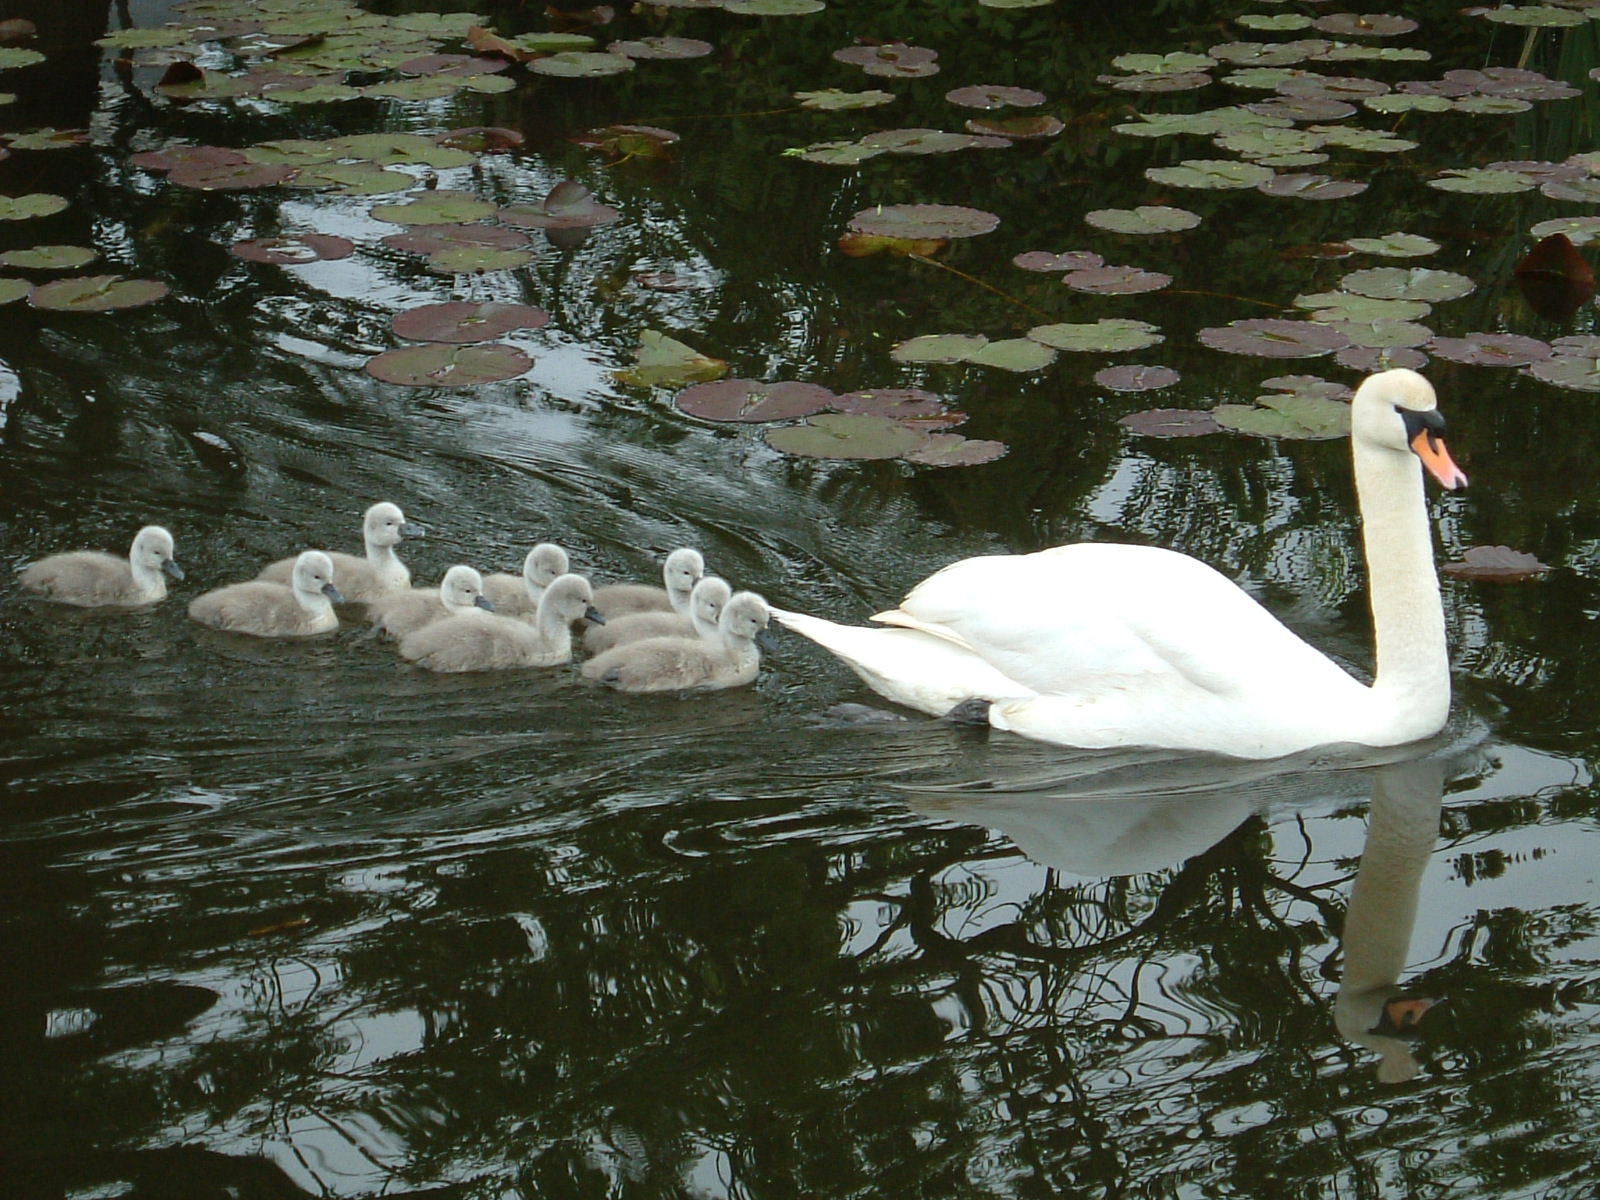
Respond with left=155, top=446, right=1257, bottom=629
left=582, top=590, right=773, bottom=693
left=19, top=525, right=184, bottom=607
left=399, top=572, right=604, bottom=673
left=369, top=564, right=494, bottom=640
left=482, top=542, right=569, bottom=621
left=257, top=501, right=422, bottom=602
left=590, top=547, right=703, bottom=620
left=189, top=550, right=345, bottom=637
left=583, top=575, right=729, bottom=656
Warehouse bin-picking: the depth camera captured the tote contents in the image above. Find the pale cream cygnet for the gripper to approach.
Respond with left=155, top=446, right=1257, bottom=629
left=369, top=564, right=494, bottom=640
left=582, top=590, right=773, bottom=693
left=583, top=575, right=729, bottom=656
left=189, top=550, right=344, bottom=637
left=399, top=572, right=603, bottom=673
left=482, top=542, right=569, bottom=621
left=19, top=525, right=184, bottom=607
left=591, top=547, right=703, bottom=620
left=258, top=501, right=422, bottom=602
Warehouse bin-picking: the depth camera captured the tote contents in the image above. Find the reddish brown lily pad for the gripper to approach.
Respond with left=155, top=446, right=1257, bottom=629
left=831, top=388, right=949, bottom=418
left=1013, top=250, right=1104, bottom=272
left=902, top=434, right=1008, bottom=467
left=498, top=181, right=619, bottom=230
left=1119, top=408, right=1221, bottom=437
left=168, top=160, right=295, bottom=190
left=1095, top=365, right=1180, bottom=392
left=1441, top=546, right=1551, bottom=582
left=848, top=204, right=998, bottom=239
left=945, top=84, right=1046, bottom=109
left=675, top=379, right=833, bottom=422
left=391, top=302, right=550, bottom=344
left=1062, top=265, right=1172, bottom=294
left=365, top=342, right=532, bottom=386
left=130, top=144, right=247, bottom=172
left=230, top=234, right=355, bottom=264
left=609, top=36, right=712, bottom=59
left=382, top=224, right=531, bottom=255
left=1426, top=333, right=1552, bottom=367
left=1199, top=319, right=1351, bottom=358
left=1258, top=173, right=1368, bottom=200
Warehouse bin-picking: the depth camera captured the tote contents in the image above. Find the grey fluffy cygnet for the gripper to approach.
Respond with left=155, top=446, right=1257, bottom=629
left=189, top=550, right=345, bottom=637
left=399, top=572, right=604, bottom=673
left=582, top=591, right=773, bottom=693
left=482, top=542, right=569, bottom=621
left=583, top=575, right=729, bottom=656
left=369, top=564, right=494, bottom=640
left=18, top=525, right=184, bottom=607
left=257, top=502, right=423, bottom=602
left=590, top=547, right=703, bottom=620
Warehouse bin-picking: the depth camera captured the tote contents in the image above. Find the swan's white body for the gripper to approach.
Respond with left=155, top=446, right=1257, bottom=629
left=369, top=564, right=493, bottom=640
left=189, top=550, right=344, bottom=637
left=772, top=369, right=1467, bottom=761
left=399, top=572, right=600, bottom=672
left=19, top=525, right=183, bottom=607
left=583, top=591, right=771, bottom=693
left=258, top=502, right=422, bottom=602
left=583, top=575, right=730, bottom=656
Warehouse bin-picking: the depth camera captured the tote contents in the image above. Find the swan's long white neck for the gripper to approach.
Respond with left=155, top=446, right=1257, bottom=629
left=1353, top=430, right=1450, bottom=744
left=536, top=593, right=575, bottom=652
left=293, top=585, right=336, bottom=618
left=128, top=548, right=167, bottom=598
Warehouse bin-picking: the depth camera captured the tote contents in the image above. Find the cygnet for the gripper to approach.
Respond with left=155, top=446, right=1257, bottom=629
left=583, top=575, right=729, bottom=656
left=258, top=501, right=422, bottom=602
left=18, top=525, right=184, bottom=607
left=399, top=572, right=604, bottom=673
left=582, top=590, right=774, bottom=693
left=482, top=542, right=569, bottom=621
left=591, top=547, right=703, bottom=620
left=189, top=550, right=344, bottom=637
left=369, top=564, right=494, bottom=640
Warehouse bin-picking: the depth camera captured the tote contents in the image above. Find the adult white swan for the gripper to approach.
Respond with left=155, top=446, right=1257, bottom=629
left=770, top=369, right=1468, bottom=760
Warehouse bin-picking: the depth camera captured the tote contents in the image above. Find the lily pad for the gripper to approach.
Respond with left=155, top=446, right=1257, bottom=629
left=383, top=224, right=530, bottom=255
left=365, top=343, right=532, bottom=387
left=722, top=0, right=826, bottom=13
left=130, top=144, right=246, bottom=173
left=1027, top=318, right=1163, bottom=353
left=614, top=330, right=728, bottom=389
left=945, top=84, right=1046, bottom=109
left=0, top=193, right=69, bottom=220
left=1325, top=319, right=1432, bottom=349
left=529, top=51, right=635, bottom=78
left=675, top=379, right=833, bottom=422
left=890, top=333, right=989, bottom=364
left=1260, top=374, right=1351, bottom=402
left=1236, top=14, right=1314, bottom=31
left=1426, top=334, right=1552, bottom=367
left=1427, top=168, right=1535, bottom=194
left=1530, top=354, right=1600, bottom=391
left=1013, top=250, right=1104, bottom=272
left=289, top=163, right=414, bottom=195
left=1364, top=93, right=1453, bottom=113
left=610, top=36, right=712, bottom=59
left=831, top=388, right=949, bottom=418
left=787, top=141, right=886, bottom=166
left=860, top=129, right=982, bottom=155
left=4, top=127, right=88, bottom=151
left=965, top=338, right=1057, bottom=372
left=230, top=234, right=355, bottom=263
left=1208, top=39, right=1332, bottom=67
left=764, top=414, right=927, bottom=460
left=835, top=232, right=944, bottom=257
left=498, top=181, right=619, bottom=229
left=1336, top=346, right=1428, bottom=372
left=1095, top=365, right=1180, bottom=392
left=1084, top=205, right=1201, bottom=234
left=1245, top=96, right=1357, bottom=120
left=168, top=161, right=295, bottom=190
left=848, top=204, right=998, bottom=239
left=1104, top=71, right=1212, bottom=93
left=1340, top=267, right=1475, bottom=302
left=571, top=124, right=679, bottom=159
left=964, top=115, right=1064, bottom=139
left=902, top=434, right=1008, bottom=467
left=1540, top=177, right=1600, bottom=204
left=1529, top=216, right=1600, bottom=247
left=371, top=191, right=497, bottom=225
left=391, top=302, right=550, bottom=344
left=1258, top=173, right=1368, bottom=199
left=1144, top=159, right=1274, bottom=189
left=0, top=278, right=30, bottom=304
left=1345, top=232, right=1440, bottom=257
left=1312, top=13, right=1418, bottom=36
left=795, top=89, right=895, bottom=110
left=1298, top=292, right=1433, bottom=322
left=1198, top=319, right=1350, bottom=358
left=1479, top=5, right=1587, bottom=26
left=1119, top=408, right=1220, bottom=437
left=326, top=133, right=475, bottom=169
left=433, top=127, right=525, bottom=153
left=1306, top=126, right=1415, bottom=153
left=0, top=47, right=45, bottom=68
left=28, top=275, right=168, bottom=312
left=0, top=244, right=95, bottom=269
left=425, top=246, right=536, bottom=274
left=1441, top=546, right=1551, bottom=581
left=1213, top=393, right=1350, bottom=439
left=1062, top=265, right=1172, bottom=294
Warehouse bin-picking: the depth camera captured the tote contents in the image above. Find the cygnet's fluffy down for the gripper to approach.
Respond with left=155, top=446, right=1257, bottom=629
left=369, top=564, right=494, bottom=640
left=258, top=501, right=423, bottom=603
left=19, top=525, right=184, bottom=608
left=583, top=575, right=729, bottom=656
left=482, top=542, right=569, bottom=621
left=399, top=572, right=603, bottom=673
left=582, top=591, right=773, bottom=693
left=590, top=547, right=704, bottom=620
left=189, top=550, right=345, bottom=638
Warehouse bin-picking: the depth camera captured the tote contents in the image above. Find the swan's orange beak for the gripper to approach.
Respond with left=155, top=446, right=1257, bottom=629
left=1410, top=427, right=1467, bottom=490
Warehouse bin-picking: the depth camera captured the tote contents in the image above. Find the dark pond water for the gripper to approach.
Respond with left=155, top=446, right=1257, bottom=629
left=3, top=1, right=1600, bottom=1197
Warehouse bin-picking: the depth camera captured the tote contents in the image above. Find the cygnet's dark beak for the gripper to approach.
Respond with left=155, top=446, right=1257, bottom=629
left=400, top=522, right=425, bottom=539
left=162, top=559, right=186, bottom=581
left=756, top=627, right=779, bottom=653
left=322, top=583, right=346, bottom=604
left=475, top=595, right=495, bottom=611
left=584, top=604, right=606, bottom=625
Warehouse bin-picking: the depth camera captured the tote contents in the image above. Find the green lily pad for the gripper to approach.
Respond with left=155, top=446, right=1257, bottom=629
left=786, top=140, right=886, bottom=165
left=391, top=301, right=550, bottom=344
left=28, top=275, right=168, bottom=312
left=1337, top=345, right=1429, bottom=372
left=1427, top=334, right=1552, bottom=366
left=498, top=181, right=619, bottom=230
left=1104, top=71, right=1212, bottom=93
left=890, top=333, right=989, bottom=364
left=675, top=379, right=834, bottom=422
left=1324, top=319, right=1433, bottom=349
left=1027, top=318, right=1163, bottom=353
left=1214, top=125, right=1325, bottom=157
left=1307, top=126, right=1416, bottom=154
left=288, top=162, right=414, bottom=195
left=328, top=133, right=476, bottom=168
left=902, top=434, right=1008, bottom=467
left=365, top=342, right=532, bottom=386
left=1062, top=265, right=1172, bottom=294
left=1208, top=39, right=1332, bottom=67
left=393, top=12, right=484, bottom=35
left=1298, top=292, right=1433, bottom=322
left=1345, top=232, right=1440, bottom=257
left=4, top=127, right=87, bottom=151
left=1255, top=152, right=1330, bottom=169
left=1258, top=173, right=1368, bottom=200
left=0, top=193, right=68, bottom=220
left=1529, top=216, right=1600, bottom=246
left=529, top=51, right=635, bottom=77
left=1313, top=13, right=1418, bottom=36
left=511, top=32, right=598, bottom=54
left=860, top=128, right=981, bottom=155
left=1110, top=51, right=1215, bottom=74
left=764, top=414, right=927, bottom=460
left=362, top=77, right=461, bottom=101
left=433, top=127, right=525, bottom=153
left=0, top=244, right=95, bottom=269
left=230, top=234, right=354, bottom=263
left=371, top=191, right=496, bottom=225
left=795, top=88, right=895, bottom=110
left=1479, top=5, right=1587, bottom=26
left=1223, top=67, right=1304, bottom=90
left=1364, top=93, right=1452, bottom=113
left=1198, top=318, right=1350, bottom=358
left=965, top=338, right=1057, bottom=372
left=1541, top=177, right=1600, bottom=204
left=1340, top=267, right=1475, bottom=302
left=1236, top=14, right=1314, bottom=31
left=1246, top=96, right=1357, bottom=120
left=266, top=83, right=362, bottom=104
left=243, top=140, right=341, bottom=167
left=614, top=330, right=729, bottom=389
left=944, top=84, right=1046, bottom=109
left=0, top=278, right=31, bottom=304
left=1144, top=159, right=1274, bottom=189
left=1213, top=393, right=1350, bottom=439
left=848, top=204, right=999, bottom=239
left=1427, top=168, right=1535, bottom=194
left=425, top=246, right=535, bottom=274
left=96, top=27, right=194, bottom=49
left=0, top=48, right=46, bottom=68
left=1095, top=365, right=1180, bottom=392
left=1452, top=96, right=1532, bottom=114
left=722, top=0, right=826, bottom=12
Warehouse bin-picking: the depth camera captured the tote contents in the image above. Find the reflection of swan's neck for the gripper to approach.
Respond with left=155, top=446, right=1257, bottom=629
left=1354, top=434, right=1449, bottom=742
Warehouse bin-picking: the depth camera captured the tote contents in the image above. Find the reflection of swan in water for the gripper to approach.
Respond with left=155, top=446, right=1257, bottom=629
left=1335, top=756, right=1444, bottom=1085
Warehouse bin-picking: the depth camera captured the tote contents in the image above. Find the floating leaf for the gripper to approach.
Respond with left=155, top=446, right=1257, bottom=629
left=1119, top=408, right=1220, bottom=437
left=391, top=302, right=549, bottom=344
left=365, top=342, right=532, bottom=386
left=902, top=434, right=1008, bottom=467
left=1213, top=393, right=1350, bottom=439
left=289, top=163, right=414, bottom=195
left=1013, top=249, right=1103, bottom=272
left=890, top=333, right=989, bottom=364
left=965, top=338, right=1057, bottom=371
left=1427, top=168, right=1535, bottom=194
left=1245, top=96, right=1357, bottom=120
left=1260, top=374, right=1351, bottom=401
left=860, top=128, right=981, bottom=155
left=848, top=203, right=998, bottom=239
left=1214, top=125, right=1324, bottom=157
left=1256, top=152, right=1330, bottom=169
left=1104, top=71, right=1212, bottom=93
left=835, top=232, right=944, bottom=257
left=0, top=244, right=95, bottom=269
left=1427, top=333, right=1553, bottom=367
left=425, top=246, right=535, bottom=274
left=1278, top=75, right=1391, bottom=101
left=508, top=31, right=597, bottom=54
left=571, top=124, right=679, bottom=159
left=1028, top=318, right=1163, bottom=353
left=1298, top=292, right=1433, bottom=322
left=1062, top=265, right=1172, bottom=294
left=243, top=140, right=340, bottom=167
left=1095, top=365, right=1180, bottom=392
left=944, top=84, right=1046, bottom=109
left=28, top=275, right=168, bottom=312
left=433, top=127, right=525, bottom=153
left=675, top=379, right=833, bottom=421
left=1306, top=125, right=1415, bottom=153
left=1344, top=232, right=1440, bottom=257
left=1479, top=5, right=1587, bottom=26
left=1336, top=345, right=1428, bottom=372
left=529, top=51, right=634, bottom=77
left=964, top=115, right=1063, bottom=139
left=1198, top=318, right=1350, bottom=358
left=1084, top=205, right=1201, bottom=234
left=1442, top=546, right=1551, bottom=581
left=1258, top=173, right=1368, bottom=200
left=1325, top=319, right=1432, bottom=349
left=831, top=388, right=948, bottom=418
left=1208, top=39, right=1332, bottom=67
left=169, top=161, right=295, bottom=190
left=614, top=330, right=728, bottom=388
left=1529, top=354, right=1600, bottom=391
left=0, top=47, right=45, bottom=68
left=1452, top=96, right=1531, bottom=114
left=0, top=192, right=68, bottom=220
left=498, top=181, right=619, bottom=229
left=326, top=132, right=475, bottom=169
left=1540, top=176, right=1600, bottom=204
left=230, top=234, right=354, bottom=263
left=1364, top=93, right=1453, bottom=113
left=1340, top=266, right=1475, bottom=302
left=1144, top=159, right=1274, bottom=189
left=787, top=140, right=886, bottom=165
left=764, top=414, right=926, bottom=460
left=383, top=224, right=530, bottom=255
left=795, top=88, right=895, bottom=110
left=609, top=36, right=712, bottom=59
left=722, top=0, right=826, bottom=13
left=371, top=190, right=496, bottom=225
left=0, top=278, right=30, bottom=304
left=1312, top=13, right=1418, bottom=36
left=3, top=127, right=87, bottom=151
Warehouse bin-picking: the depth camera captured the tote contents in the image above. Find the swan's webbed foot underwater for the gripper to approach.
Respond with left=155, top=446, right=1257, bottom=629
left=942, top=698, right=992, bottom=727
